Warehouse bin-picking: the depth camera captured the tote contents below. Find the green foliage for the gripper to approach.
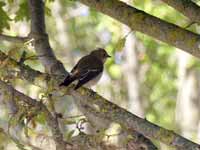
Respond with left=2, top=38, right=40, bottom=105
left=35, top=112, right=46, bottom=125
left=132, top=0, right=188, bottom=26
left=65, top=130, right=75, bottom=140
left=45, top=0, right=55, bottom=2
left=14, top=0, right=52, bottom=22
left=115, top=37, right=126, bottom=52
left=7, top=0, right=14, bottom=3
left=0, top=1, right=11, bottom=32
left=108, top=64, right=122, bottom=79
left=137, top=33, right=177, bottom=128
left=14, top=0, right=29, bottom=22
left=45, top=6, right=52, bottom=16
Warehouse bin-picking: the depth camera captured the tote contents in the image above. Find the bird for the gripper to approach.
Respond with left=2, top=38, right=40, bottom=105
left=59, top=48, right=111, bottom=90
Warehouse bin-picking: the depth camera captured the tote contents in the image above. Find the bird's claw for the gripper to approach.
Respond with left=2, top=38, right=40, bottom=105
left=89, top=90, right=96, bottom=97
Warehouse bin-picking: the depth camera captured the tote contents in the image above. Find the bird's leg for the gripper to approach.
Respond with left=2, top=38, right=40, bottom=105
left=89, top=88, right=96, bottom=97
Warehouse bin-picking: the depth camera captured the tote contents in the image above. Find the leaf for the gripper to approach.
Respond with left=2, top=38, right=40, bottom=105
left=11, top=137, right=27, bottom=150
left=35, top=112, right=46, bottom=125
left=45, top=6, right=52, bottom=16
left=8, top=112, right=25, bottom=130
left=115, top=37, right=126, bottom=51
left=14, top=1, right=30, bottom=22
left=115, top=30, right=132, bottom=51
left=64, top=119, right=76, bottom=125
left=108, top=64, right=122, bottom=79
left=7, top=46, right=23, bottom=61
left=0, top=1, right=11, bottom=32
left=45, top=0, right=55, bottom=2
left=19, top=51, right=27, bottom=64
left=7, top=0, right=14, bottom=3
left=65, top=130, right=75, bottom=140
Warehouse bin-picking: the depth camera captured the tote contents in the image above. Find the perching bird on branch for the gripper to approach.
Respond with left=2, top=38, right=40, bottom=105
left=59, top=48, right=111, bottom=90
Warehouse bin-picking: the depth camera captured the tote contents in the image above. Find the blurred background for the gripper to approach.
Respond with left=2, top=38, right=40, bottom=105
left=1, top=0, right=200, bottom=149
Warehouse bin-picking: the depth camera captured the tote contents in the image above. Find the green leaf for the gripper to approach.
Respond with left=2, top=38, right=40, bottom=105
left=45, top=0, right=55, bottom=2
left=35, top=112, right=46, bottom=125
left=14, top=1, right=30, bottom=22
left=0, top=1, right=11, bottom=32
left=65, top=130, right=75, bottom=140
left=7, top=0, right=14, bottom=3
left=45, top=6, right=52, bottom=16
left=115, top=38, right=126, bottom=51
left=11, top=137, right=27, bottom=150
left=108, top=64, right=122, bottom=79
left=64, top=119, right=76, bottom=125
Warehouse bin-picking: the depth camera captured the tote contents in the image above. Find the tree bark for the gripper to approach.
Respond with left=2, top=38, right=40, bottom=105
left=28, top=0, right=67, bottom=76
left=27, top=1, right=68, bottom=149
left=1, top=0, right=200, bottom=149
left=69, top=87, right=200, bottom=150
left=0, top=34, right=29, bottom=43
left=78, top=0, right=200, bottom=58
left=2, top=49, right=200, bottom=149
left=160, top=0, right=200, bottom=23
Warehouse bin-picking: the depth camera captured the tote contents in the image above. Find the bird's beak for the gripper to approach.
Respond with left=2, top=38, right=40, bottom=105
left=107, top=54, right=111, bottom=58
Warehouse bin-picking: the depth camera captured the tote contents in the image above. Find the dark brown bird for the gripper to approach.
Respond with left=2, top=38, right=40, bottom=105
left=59, top=48, right=111, bottom=90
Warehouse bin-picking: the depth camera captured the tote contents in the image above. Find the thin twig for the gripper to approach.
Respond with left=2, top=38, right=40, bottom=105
left=0, top=34, right=29, bottom=43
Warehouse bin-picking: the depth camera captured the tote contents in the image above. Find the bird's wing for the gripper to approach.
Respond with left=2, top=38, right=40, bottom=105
left=70, top=55, right=90, bottom=75
left=74, top=68, right=103, bottom=90
left=70, top=55, right=102, bottom=76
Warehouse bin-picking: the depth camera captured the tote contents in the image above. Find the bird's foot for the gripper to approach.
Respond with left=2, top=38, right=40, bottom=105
left=89, top=90, right=96, bottom=97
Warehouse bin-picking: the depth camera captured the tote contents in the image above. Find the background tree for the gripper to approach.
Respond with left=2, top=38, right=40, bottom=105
left=0, top=0, right=200, bottom=149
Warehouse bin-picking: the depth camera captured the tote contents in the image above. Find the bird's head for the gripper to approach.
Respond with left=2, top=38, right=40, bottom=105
left=90, top=48, right=111, bottom=63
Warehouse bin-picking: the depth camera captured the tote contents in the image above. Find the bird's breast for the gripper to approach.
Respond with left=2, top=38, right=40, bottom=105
left=84, top=73, right=103, bottom=87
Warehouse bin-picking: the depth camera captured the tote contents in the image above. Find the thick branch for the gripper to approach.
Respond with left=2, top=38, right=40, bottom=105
left=0, top=80, right=68, bottom=150
left=27, top=2, right=68, bottom=148
left=73, top=93, right=157, bottom=149
left=0, top=51, right=157, bottom=149
left=78, top=0, right=200, bottom=58
left=0, top=34, right=29, bottom=43
left=160, top=0, right=200, bottom=23
left=2, top=50, right=198, bottom=149
left=0, top=70, right=120, bottom=150
left=0, top=51, right=67, bottom=149
left=0, top=79, right=156, bottom=150
left=0, top=50, right=48, bottom=87
left=69, top=87, right=200, bottom=150
left=28, top=0, right=67, bottom=76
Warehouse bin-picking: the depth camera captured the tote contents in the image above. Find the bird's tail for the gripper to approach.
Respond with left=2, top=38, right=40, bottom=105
left=59, top=75, right=76, bottom=87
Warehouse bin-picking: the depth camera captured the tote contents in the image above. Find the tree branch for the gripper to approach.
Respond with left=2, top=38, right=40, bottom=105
left=78, top=0, right=200, bottom=58
left=27, top=2, right=69, bottom=148
left=28, top=0, right=67, bottom=76
left=0, top=34, right=29, bottom=43
left=0, top=79, right=156, bottom=150
left=24, top=0, right=187, bottom=149
left=0, top=50, right=48, bottom=87
left=2, top=0, right=198, bottom=149
left=69, top=87, right=200, bottom=150
left=2, top=49, right=199, bottom=149
left=0, top=50, right=158, bottom=149
left=0, top=80, right=69, bottom=150
left=160, top=0, right=200, bottom=23
left=3, top=53, right=194, bottom=149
